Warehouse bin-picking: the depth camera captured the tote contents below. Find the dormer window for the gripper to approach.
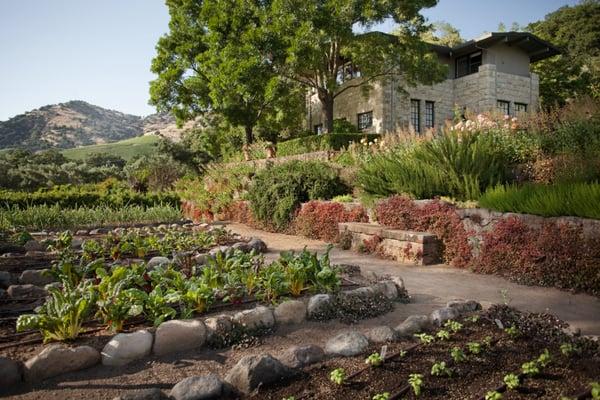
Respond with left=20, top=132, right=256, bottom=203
left=456, top=51, right=482, bottom=78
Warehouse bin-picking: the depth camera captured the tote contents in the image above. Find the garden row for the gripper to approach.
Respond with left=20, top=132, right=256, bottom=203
left=0, top=268, right=408, bottom=393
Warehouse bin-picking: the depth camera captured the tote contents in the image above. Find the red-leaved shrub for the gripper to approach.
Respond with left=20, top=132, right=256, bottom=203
left=293, top=201, right=369, bottom=242
left=224, top=200, right=257, bottom=226
left=181, top=200, right=214, bottom=222
left=474, top=217, right=600, bottom=295
left=375, top=196, right=472, bottom=267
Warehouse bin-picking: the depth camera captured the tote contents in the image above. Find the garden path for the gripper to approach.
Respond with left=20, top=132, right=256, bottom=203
left=227, top=223, right=600, bottom=337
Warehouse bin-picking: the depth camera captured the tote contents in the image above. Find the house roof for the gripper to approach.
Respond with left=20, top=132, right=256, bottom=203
left=431, top=31, right=561, bottom=62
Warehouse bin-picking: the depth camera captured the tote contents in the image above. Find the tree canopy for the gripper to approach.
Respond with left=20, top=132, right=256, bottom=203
left=528, top=0, right=600, bottom=106
left=420, top=21, right=464, bottom=47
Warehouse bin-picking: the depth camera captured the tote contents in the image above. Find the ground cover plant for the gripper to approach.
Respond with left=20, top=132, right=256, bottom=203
left=479, top=183, right=600, bottom=219
left=250, top=305, right=600, bottom=399
left=293, top=201, right=369, bottom=242
left=0, top=204, right=181, bottom=231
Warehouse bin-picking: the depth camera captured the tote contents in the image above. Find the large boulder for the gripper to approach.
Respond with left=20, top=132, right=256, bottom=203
left=102, top=330, right=153, bottom=366
left=0, top=357, right=22, bottom=388
left=225, top=354, right=292, bottom=394
left=7, top=284, right=47, bottom=298
left=394, top=315, right=430, bottom=337
left=147, top=257, right=171, bottom=270
left=274, top=300, right=306, bottom=325
left=371, top=281, right=399, bottom=300
left=230, top=242, right=250, bottom=253
left=204, top=314, right=233, bottom=340
left=325, top=331, right=369, bottom=357
left=24, top=345, right=100, bottom=382
left=0, top=271, right=12, bottom=288
left=365, top=326, right=397, bottom=343
left=208, top=246, right=231, bottom=258
left=247, top=238, right=267, bottom=253
left=446, top=299, right=482, bottom=313
left=89, top=228, right=109, bottom=235
left=430, top=307, right=460, bottom=327
left=153, top=320, right=206, bottom=356
left=307, top=294, right=334, bottom=320
left=23, top=240, right=45, bottom=252
left=112, top=388, right=163, bottom=400
left=170, top=374, right=224, bottom=400
left=19, top=269, right=55, bottom=286
left=280, top=345, right=325, bottom=369
left=232, top=306, right=274, bottom=331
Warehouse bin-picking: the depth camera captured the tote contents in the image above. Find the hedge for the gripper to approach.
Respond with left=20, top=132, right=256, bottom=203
left=277, top=133, right=380, bottom=157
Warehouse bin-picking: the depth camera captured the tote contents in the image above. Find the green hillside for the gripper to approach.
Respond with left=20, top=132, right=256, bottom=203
left=61, top=135, right=160, bottom=161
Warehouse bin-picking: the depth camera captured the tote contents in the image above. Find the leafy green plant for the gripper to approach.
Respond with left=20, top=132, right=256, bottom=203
left=537, top=348, right=552, bottom=367
left=560, top=342, right=581, bottom=357
left=450, top=347, right=467, bottom=363
left=504, top=373, right=520, bottom=390
left=485, top=391, right=503, bottom=400
left=591, top=382, right=600, bottom=399
left=16, top=282, right=94, bottom=342
left=467, top=342, right=482, bottom=354
left=521, top=361, right=540, bottom=376
left=414, top=333, right=435, bottom=344
left=408, top=373, right=424, bottom=397
left=365, top=352, right=384, bottom=367
left=372, top=393, right=390, bottom=400
left=504, top=325, right=520, bottom=339
left=436, top=329, right=451, bottom=341
left=431, top=361, right=452, bottom=377
left=330, top=368, right=346, bottom=385
left=444, top=320, right=463, bottom=333
left=144, top=287, right=177, bottom=326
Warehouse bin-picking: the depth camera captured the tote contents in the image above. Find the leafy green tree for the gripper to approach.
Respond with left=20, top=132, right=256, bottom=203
left=269, top=0, right=447, bottom=133
left=528, top=0, right=600, bottom=106
left=149, top=0, right=302, bottom=144
left=420, top=21, right=464, bottom=47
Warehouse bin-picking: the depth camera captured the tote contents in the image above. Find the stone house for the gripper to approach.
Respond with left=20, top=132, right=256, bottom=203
left=306, top=32, right=560, bottom=134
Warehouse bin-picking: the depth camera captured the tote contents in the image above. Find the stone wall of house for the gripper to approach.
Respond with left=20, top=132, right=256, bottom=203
left=495, top=70, right=540, bottom=111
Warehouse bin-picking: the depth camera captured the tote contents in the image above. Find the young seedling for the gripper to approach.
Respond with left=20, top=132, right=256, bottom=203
left=450, top=346, right=467, bottom=363
left=467, top=342, right=482, bottom=355
left=504, top=373, right=520, bottom=390
left=414, top=333, right=435, bottom=344
left=560, top=343, right=581, bottom=357
left=591, top=382, right=600, bottom=399
left=399, top=349, right=407, bottom=358
left=408, top=373, right=424, bottom=397
left=467, top=315, right=480, bottom=323
left=365, top=352, right=384, bottom=367
left=431, top=361, right=452, bottom=377
left=444, top=320, right=463, bottom=333
left=537, top=348, right=552, bottom=367
left=485, top=391, right=503, bottom=400
left=483, top=336, right=493, bottom=347
left=504, top=325, right=520, bottom=339
left=372, top=393, right=390, bottom=400
left=436, top=329, right=451, bottom=341
left=521, top=360, right=540, bottom=376
left=330, top=368, right=346, bottom=385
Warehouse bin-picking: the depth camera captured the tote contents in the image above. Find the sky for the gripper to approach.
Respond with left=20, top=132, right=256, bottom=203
left=0, top=0, right=579, bottom=121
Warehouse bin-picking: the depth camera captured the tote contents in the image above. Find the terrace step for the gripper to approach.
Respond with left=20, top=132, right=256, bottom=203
left=338, top=222, right=440, bottom=265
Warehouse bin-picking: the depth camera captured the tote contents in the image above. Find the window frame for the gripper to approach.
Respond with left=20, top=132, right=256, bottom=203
left=410, top=99, right=421, bottom=133
left=357, top=111, right=373, bottom=131
left=455, top=51, right=483, bottom=78
left=424, top=101, right=435, bottom=130
left=497, top=100, right=510, bottom=116
left=514, top=102, right=527, bottom=114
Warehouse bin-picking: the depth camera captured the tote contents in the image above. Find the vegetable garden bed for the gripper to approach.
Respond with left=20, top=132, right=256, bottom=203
left=250, top=306, right=600, bottom=400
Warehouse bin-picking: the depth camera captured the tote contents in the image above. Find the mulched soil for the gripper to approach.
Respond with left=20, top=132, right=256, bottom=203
left=250, top=307, right=600, bottom=400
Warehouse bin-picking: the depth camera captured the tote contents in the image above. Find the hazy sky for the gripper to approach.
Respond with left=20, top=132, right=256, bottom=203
left=0, top=0, right=578, bottom=121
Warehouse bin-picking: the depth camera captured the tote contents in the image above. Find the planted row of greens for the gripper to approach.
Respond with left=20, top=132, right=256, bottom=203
left=17, top=233, right=341, bottom=342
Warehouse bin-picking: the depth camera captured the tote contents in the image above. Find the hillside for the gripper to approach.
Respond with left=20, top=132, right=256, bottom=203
left=0, top=101, right=190, bottom=151
left=61, top=135, right=161, bottom=161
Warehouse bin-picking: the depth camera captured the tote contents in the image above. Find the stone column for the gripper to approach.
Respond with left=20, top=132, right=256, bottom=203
left=477, top=64, right=497, bottom=111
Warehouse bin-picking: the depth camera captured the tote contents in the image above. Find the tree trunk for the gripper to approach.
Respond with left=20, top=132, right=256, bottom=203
left=244, top=125, right=254, bottom=145
left=320, top=93, right=335, bottom=133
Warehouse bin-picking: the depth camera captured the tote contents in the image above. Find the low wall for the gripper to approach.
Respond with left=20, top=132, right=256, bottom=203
left=222, top=150, right=339, bottom=170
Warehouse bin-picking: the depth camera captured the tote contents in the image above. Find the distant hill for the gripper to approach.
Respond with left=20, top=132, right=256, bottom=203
left=0, top=100, right=189, bottom=151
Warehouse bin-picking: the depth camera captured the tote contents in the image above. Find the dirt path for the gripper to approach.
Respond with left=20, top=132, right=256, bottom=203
left=227, top=223, right=600, bottom=337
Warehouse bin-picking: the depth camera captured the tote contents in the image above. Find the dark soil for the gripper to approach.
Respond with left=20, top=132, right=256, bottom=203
left=249, top=308, right=600, bottom=400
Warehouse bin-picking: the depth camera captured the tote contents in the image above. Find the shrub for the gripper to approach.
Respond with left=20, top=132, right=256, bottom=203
left=247, top=161, right=349, bottom=231
left=375, top=196, right=472, bottom=267
left=277, top=133, right=379, bottom=157
left=473, top=217, right=600, bottom=295
left=358, top=131, right=510, bottom=201
left=293, top=201, right=368, bottom=242
left=479, top=183, right=600, bottom=219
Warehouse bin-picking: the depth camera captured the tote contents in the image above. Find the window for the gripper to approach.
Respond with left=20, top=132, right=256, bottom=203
left=410, top=99, right=421, bottom=133
left=497, top=100, right=510, bottom=116
left=314, top=124, right=323, bottom=135
left=455, top=51, right=483, bottom=78
left=357, top=111, right=373, bottom=131
left=514, top=103, right=527, bottom=114
left=425, top=101, right=435, bottom=129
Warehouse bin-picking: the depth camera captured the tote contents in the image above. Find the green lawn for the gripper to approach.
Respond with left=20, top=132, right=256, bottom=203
left=61, top=135, right=160, bottom=161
